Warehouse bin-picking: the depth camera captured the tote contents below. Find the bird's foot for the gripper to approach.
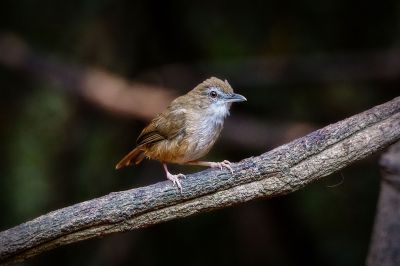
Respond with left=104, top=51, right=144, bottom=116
left=209, top=160, right=233, bottom=174
left=166, top=172, right=186, bottom=192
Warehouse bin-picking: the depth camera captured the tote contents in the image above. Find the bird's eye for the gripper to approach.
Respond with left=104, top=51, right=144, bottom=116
left=209, top=90, right=218, bottom=98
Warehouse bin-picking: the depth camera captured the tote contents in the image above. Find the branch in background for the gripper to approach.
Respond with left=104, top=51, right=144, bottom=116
left=0, top=33, right=317, bottom=149
left=367, top=140, right=400, bottom=266
left=0, top=96, right=399, bottom=265
left=2, top=33, right=400, bottom=118
left=0, top=33, right=175, bottom=119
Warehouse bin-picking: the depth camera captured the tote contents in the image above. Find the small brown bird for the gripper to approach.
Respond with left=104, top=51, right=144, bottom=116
left=115, top=77, right=246, bottom=191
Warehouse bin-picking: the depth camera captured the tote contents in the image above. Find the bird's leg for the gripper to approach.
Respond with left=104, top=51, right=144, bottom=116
left=186, top=160, right=233, bottom=174
left=162, top=163, right=185, bottom=192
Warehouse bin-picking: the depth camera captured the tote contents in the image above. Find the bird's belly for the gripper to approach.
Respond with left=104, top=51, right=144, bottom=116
left=144, top=124, right=223, bottom=164
left=143, top=136, right=190, bottom=163
left=181, top=119, right=224, bottom=162
left=185, top=131, right=218, bottom=160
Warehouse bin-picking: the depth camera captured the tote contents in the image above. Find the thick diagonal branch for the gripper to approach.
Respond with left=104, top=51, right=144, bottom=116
left=1, top=96, right=399, bottom=265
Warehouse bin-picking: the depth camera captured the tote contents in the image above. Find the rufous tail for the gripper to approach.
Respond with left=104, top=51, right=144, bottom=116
left=115, top=146, right=146, bottom=169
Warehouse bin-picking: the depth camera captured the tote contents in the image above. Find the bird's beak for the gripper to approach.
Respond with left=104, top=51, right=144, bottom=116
left=224, top=93, right=247, bottom=103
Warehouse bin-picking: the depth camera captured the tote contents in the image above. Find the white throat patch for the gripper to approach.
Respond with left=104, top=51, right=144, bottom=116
left=208, top=102, right=230, bottom=125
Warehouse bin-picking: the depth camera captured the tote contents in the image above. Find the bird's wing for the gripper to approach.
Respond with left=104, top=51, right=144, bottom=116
left=136, top=123, right=164, bottom=145
left=136, top=106, right=187, bottom=146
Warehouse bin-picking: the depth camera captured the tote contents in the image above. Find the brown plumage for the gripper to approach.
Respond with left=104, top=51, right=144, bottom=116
left=115, top=77, right=246, bottom=191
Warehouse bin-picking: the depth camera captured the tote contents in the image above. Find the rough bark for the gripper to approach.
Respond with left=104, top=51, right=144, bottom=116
left=0, top=96, right=399, bottom=265
left=367, top=141, right=400, bottom=266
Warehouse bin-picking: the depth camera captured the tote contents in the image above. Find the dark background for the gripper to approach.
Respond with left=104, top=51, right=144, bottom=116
left=0, top=1, right=399, bottom=265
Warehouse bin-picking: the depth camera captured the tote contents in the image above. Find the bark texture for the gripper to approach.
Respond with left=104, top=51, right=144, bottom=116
left=0, top=96, right=399, bottom=265
left=367, top=141, right=400, bottom=266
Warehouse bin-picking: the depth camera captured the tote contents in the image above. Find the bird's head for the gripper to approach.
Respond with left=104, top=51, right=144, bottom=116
left=188, top=77, right=246, bottom=118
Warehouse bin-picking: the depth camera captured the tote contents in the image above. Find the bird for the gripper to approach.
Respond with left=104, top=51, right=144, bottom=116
left=115, top=77, right=246, bottom=191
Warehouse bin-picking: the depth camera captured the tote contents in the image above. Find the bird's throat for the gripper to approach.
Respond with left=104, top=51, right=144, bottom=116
left=207, top=102, right=230, bottom=124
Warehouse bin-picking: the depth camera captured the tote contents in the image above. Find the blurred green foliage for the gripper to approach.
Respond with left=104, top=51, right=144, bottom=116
left=0, top=1, right=399, bottom=266
left=5, top=87, right=70, bottom=222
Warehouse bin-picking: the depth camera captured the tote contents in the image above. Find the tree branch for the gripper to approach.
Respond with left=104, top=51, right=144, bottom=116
left=367, top=140, right=400, bottom=266
left=0, top=96, right=399, bottom=265
left=0, top=33, right=317, bottom=152
left=0, top=33, right=175, bottom=119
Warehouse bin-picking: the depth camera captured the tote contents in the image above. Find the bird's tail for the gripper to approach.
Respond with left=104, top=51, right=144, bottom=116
left=115, top=146, right=146, bottom=169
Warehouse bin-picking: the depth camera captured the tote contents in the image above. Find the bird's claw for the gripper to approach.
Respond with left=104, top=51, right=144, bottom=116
left=166, top=172, right=186, bottom=192
left=210, top=160, right=233, bottom=174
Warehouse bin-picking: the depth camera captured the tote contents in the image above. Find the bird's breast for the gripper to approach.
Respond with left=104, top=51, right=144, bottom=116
left=182, top=110, right=226, bottom=161
left=144, top=104, right=229, bottom=164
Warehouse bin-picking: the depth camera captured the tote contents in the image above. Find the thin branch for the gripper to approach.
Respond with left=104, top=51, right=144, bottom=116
left=0, top=97, right=399, bottom=265
left=367, top=140, right=400, bottom=266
